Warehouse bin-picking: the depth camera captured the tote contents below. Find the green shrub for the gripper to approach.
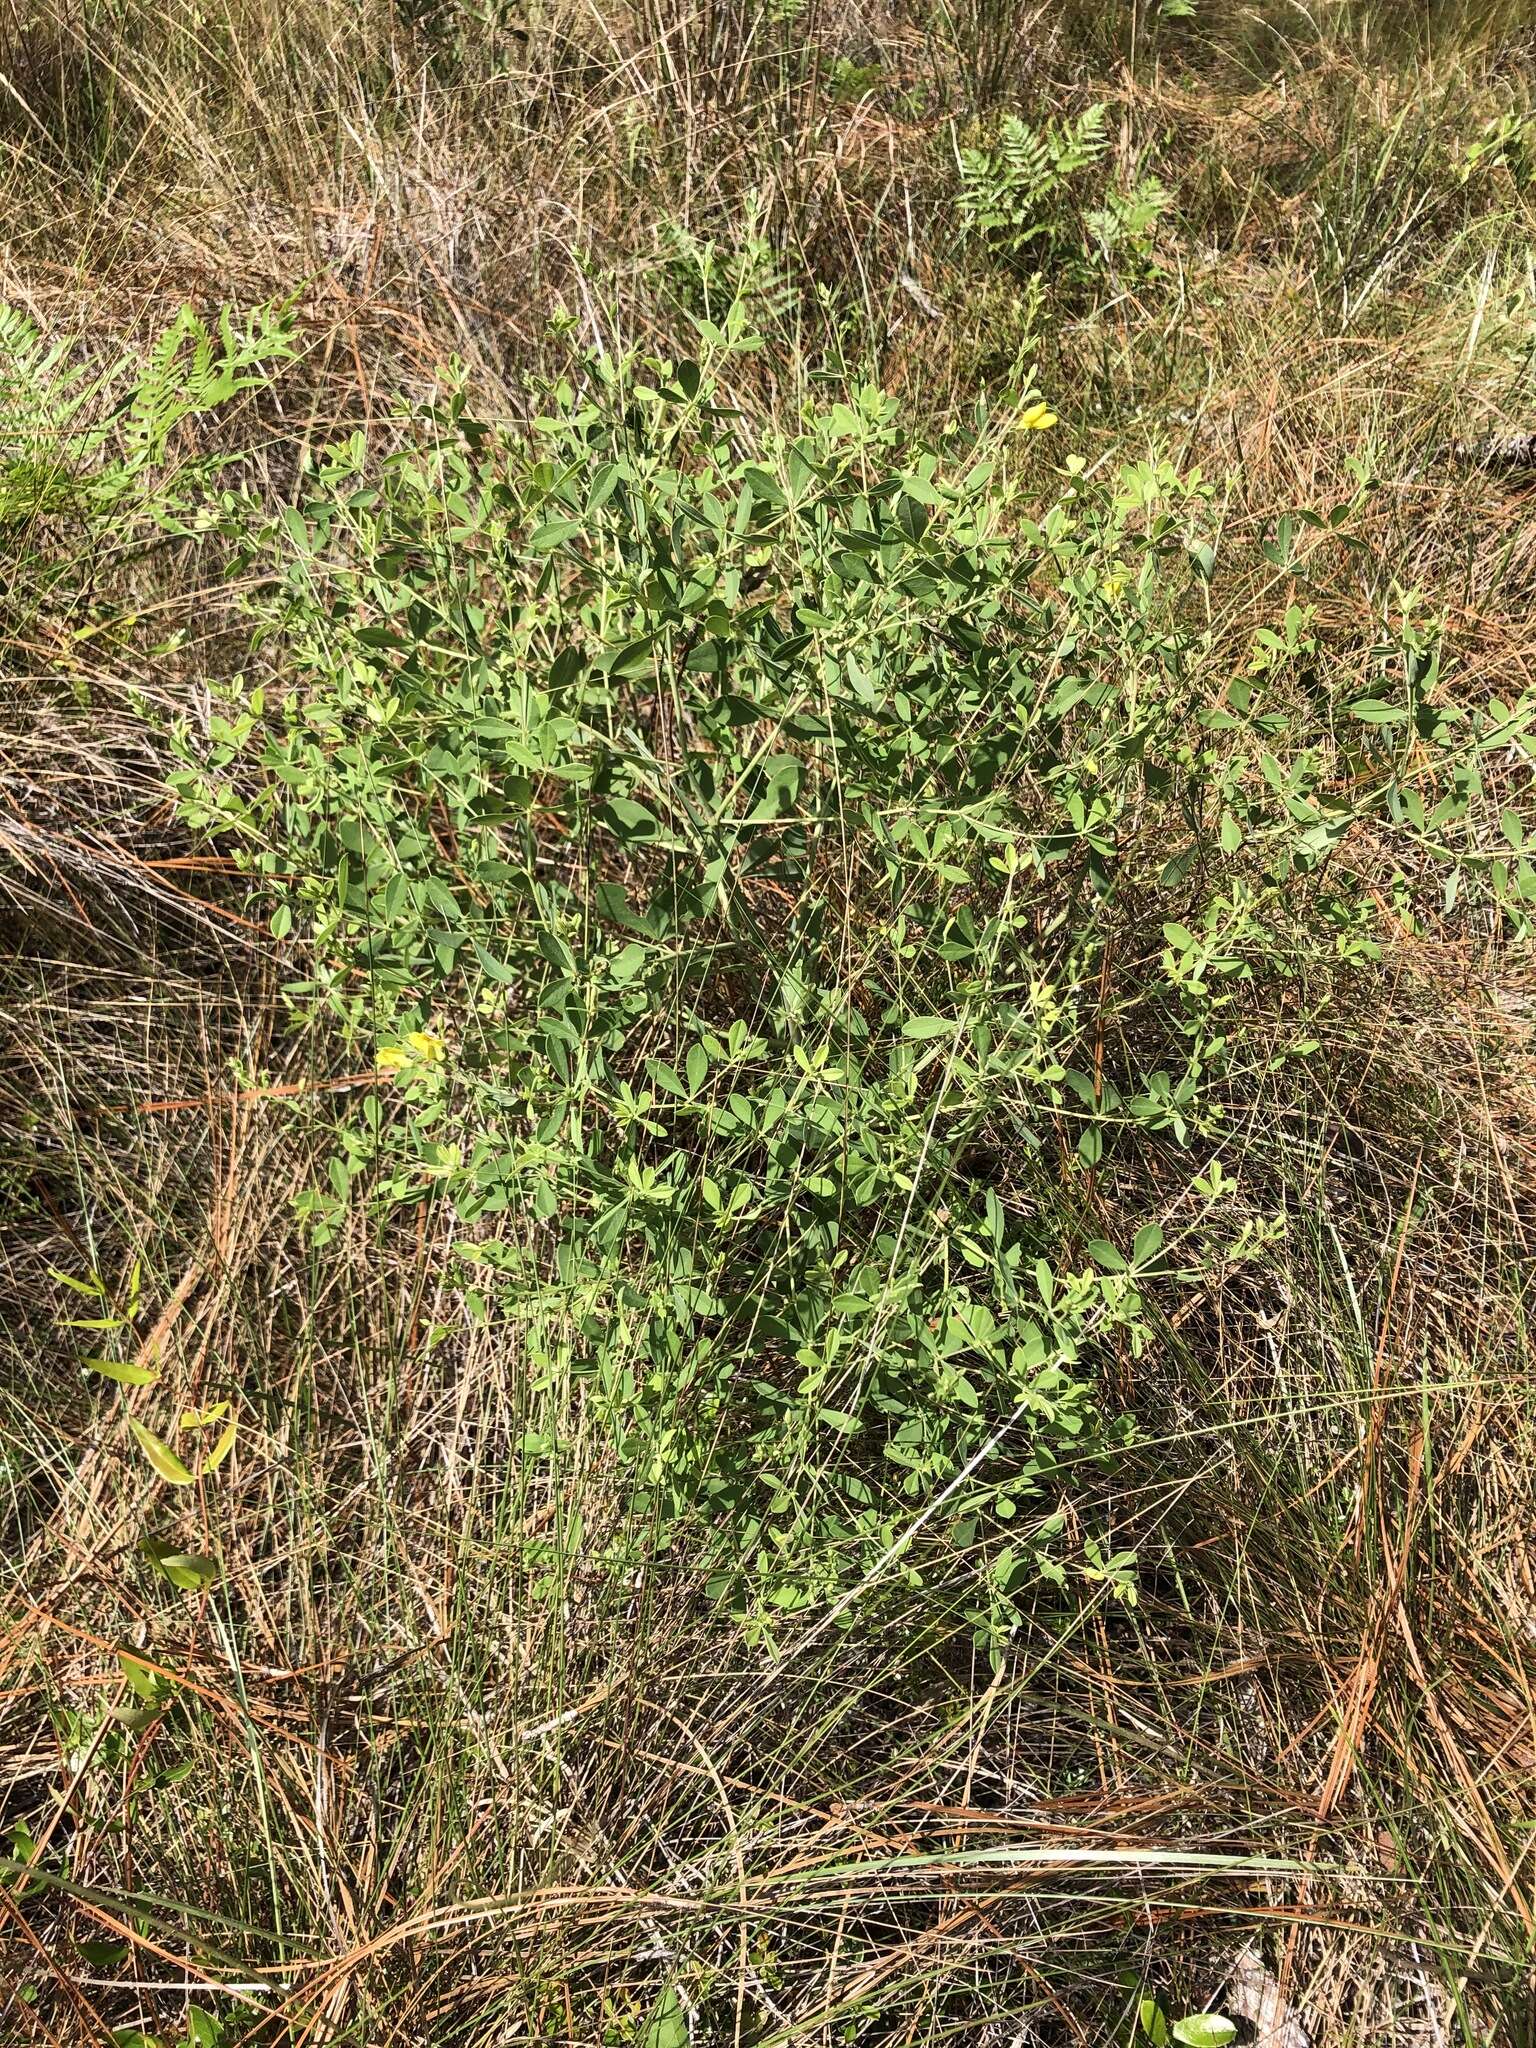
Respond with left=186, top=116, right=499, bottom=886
left=169, top=325, right=1536, bottom=1652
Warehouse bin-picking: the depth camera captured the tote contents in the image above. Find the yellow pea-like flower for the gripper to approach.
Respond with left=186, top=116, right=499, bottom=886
left=377, top=1028, right=446, bottom=1072
left=1017, top=401, right=1058, bottom=432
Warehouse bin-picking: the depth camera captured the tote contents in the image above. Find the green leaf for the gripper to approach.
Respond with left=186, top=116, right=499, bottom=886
left=901, top=1015, right=952, bottom=1040
left=816, top=1408, right=862, bottom=1435
left=598, top=797, right=659, bottom=844
left=1139, top=1998, right=1170, bottom=2046
left=85, top=1357, right=159, bottom=1386
left=1172, top=2018, right=1236, bottom=2048
left=536, top=926, right=576, bottom=974
left=642, top=1986, right=689, bottom=2048
left=128, top=1419, right=195, bottom=1486
left=143, top=1539, right=221, bottom=1591
left=528, top=518, right=583, bottom=552
left=180, top=1400, right=229, bottom=1429
left=1348, top=698, right=1407, bottom=724
left=608, top=941, right=652, bottom=984
left=78, top=1940, right=129, bottom=1967
left=474, top=943, right=521, bottom=985
left=1086, top=1239, right=1126, bottom=1273
left=118, top=1650, right=165, bottom=1703
left=742, top=466, right=785, bottom=509
left=49, top=1267, right=107, bottom=1296
left=1159, top=841, right=1197, bottom=888
left=1131, top=1223, right=1164, bottom=1268
left=585, top=463, right=622, bottom=511
left=199, top=1419, right=238, bottom=1476
left=604, top=635, right=657, bottom=678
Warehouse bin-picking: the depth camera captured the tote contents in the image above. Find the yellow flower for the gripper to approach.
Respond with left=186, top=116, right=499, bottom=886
left=377, top=1028, right=446, bottom=1072
left=1017, top=401, right=1058, bottom=432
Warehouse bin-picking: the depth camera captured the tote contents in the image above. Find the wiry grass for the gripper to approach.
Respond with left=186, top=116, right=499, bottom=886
left=5, top=2, right=1536, bottom=2044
